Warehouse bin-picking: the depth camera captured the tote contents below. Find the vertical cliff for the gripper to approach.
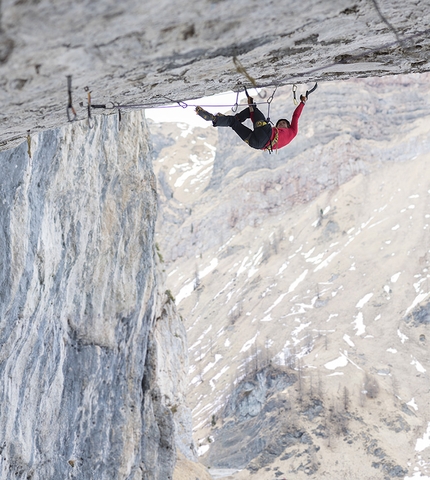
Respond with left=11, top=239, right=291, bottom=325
left=0, top=111, right=194, bottom=479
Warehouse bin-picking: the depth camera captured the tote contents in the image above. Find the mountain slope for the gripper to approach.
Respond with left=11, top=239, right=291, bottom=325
left=152, top=74, right=430, bottom=479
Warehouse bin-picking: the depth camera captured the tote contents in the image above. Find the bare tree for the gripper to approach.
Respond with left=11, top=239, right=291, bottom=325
left=343, top=386, right=350, bottom=412
left=364, top=373, right=380, bottom=399
left=264, top=336, right=272, bottom=367
left=287, top=346, right=296, bottom=370
left=391, top=374, right=400, bottom=403
left=309, top=371, right=314, bottom=399
left=317, top=371, right=324, bottom=401
left=209, top=336, right=214, bottom=359
left=297, top=357, right=304, bottom=403
left=194, top=265, right=200, bottom=290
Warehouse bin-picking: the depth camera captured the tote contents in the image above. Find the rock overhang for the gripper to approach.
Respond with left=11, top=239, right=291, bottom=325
left=0, top=0, right=429, bottom=150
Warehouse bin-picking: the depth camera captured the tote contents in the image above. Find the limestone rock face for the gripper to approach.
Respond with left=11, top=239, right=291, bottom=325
left=0, top=112, right=193, bottom=479
left=1, top=0, right=430, bottom=149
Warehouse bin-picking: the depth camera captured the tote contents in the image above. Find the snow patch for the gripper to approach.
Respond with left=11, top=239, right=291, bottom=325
left=356, top=293, right=373, bottom=309
left=416, top=423, right=430, bottom=452
left=411, top=356, right=426, bottom=373
left=277, top=262, right=289, bottom=275
left=288, top=270, right=308, bottom=293
left=314, top=251, right=339, bottom=272
left=240, top=332, right=259, bottom=353
left=398, top=329, right=409, bottom=344
left=407, top=398, right=418, bottom=411
left=391, top=272, right=401, bottom=283
left=405, top=293, right=430, bottom=316
left=197, top=445, right=210, bottom=456
left=353, top=312, right=366, bottom=336
left=324, top=353, right=348, bottom=370
left=264, top=293, right=287, bottom=314
left=176, top=258, right=218, bottom=304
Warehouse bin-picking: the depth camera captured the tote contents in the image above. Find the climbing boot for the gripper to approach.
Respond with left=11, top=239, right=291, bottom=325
left=195, top=106, right=215, bottom=122
left=212, top=113, right=234, bottom=127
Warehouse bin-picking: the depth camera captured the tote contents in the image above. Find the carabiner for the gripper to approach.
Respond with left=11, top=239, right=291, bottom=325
left=292, top=84, right=298, bottom=105
left=231, top=89, right=239, bottom=113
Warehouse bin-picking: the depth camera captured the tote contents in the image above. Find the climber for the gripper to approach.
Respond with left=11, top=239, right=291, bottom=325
left=195, top=87, right=313, bottom=152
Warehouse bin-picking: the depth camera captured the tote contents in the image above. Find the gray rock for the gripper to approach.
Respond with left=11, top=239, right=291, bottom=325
left=405, top=301, right=430, bottom=326
left=1, top=0, right=430, bottom=150
left=0, top=112, right=194, bottom=479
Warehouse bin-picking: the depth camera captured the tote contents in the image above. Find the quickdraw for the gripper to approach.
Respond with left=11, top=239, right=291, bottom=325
left=292, top=84, right=298, bottom=105
left=265, top=85, right=277, bottom=124
left=162, top=96, right=188, bottom=108
left=27, top=130, right=32, bottom=158
left=232, top=91, right=239, bottom=113
left=84, top=86, right=94, bottom=129
left=118, top=109, right=122, bottom=130
left=66, top=75, right=77, bottom=122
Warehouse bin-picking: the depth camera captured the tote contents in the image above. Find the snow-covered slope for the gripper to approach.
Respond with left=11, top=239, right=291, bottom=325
left=152, top=74, right=430, bottom=479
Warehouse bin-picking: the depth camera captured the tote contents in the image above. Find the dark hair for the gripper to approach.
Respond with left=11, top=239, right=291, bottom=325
left=276, top=118, right=290, bottom=128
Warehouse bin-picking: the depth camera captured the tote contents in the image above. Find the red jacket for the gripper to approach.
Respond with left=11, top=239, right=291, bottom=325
left=265, top=102, right=305, bottom=150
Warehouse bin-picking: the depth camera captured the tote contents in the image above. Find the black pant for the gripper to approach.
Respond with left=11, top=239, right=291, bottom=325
left=213, top=107, right=272, bottom=150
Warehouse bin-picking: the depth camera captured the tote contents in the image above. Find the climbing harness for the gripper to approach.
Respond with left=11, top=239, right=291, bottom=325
left=66, top=75, right=77, bottom=122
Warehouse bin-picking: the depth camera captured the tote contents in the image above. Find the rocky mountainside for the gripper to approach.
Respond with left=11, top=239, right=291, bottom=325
left=1, top=1, right=430, bottom=479
left=152, top=73, right=430, bottom=479
left=1, top=0, right=429, bottom=150
left=0, top=112, right=207, bottom=480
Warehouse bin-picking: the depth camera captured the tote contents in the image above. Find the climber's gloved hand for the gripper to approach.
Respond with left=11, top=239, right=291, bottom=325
left=300, top=94, right=307, bottom=104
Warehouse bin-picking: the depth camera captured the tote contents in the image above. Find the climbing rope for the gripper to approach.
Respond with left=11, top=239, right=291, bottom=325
left=370, top=0, right=406, bottom=48
left=89, top=87, right=278, bottom=112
